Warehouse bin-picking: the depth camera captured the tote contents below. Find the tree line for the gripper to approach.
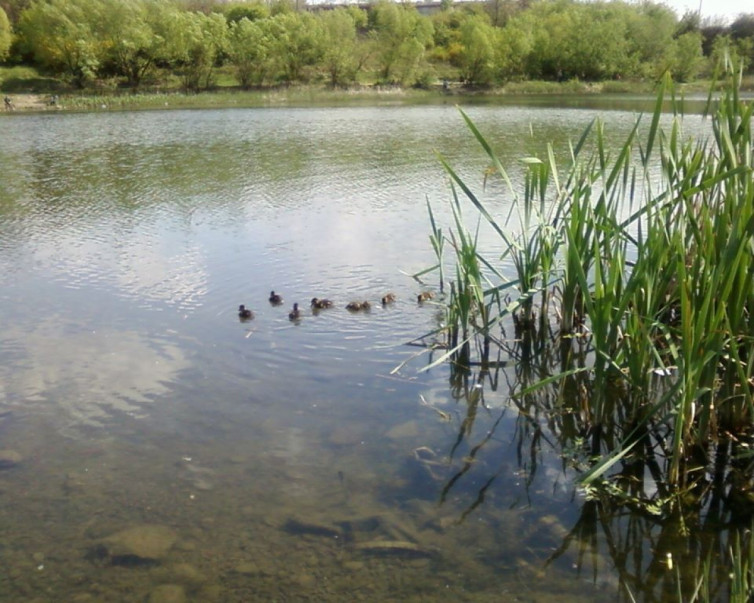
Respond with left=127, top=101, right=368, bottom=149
left=0, top=0, right=752, bottom=90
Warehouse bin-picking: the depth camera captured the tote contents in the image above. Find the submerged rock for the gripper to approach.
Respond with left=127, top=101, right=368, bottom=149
left=149, top=584, right=186, bottom=603
left=169, top=563, right=206, bottom=585
left=283, top=518, right=341, bottom=539
left=95, top=524, right=178, bottom=565
left=353, top=540, right=438, bottom=559
left=0, top=449, right=22, bottom=469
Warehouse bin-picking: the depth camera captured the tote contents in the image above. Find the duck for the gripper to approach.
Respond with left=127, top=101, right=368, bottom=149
left=381, top=293, right=396, bottom=305
left=238, top=304, right=254, bottom=320
left=288, top=303, right=301, bottom=320
left=346, top=300, right=371, bottom=312
left=311, top=297, right=334, bottom=309
left=269, top=290, right=283, bottom=305
left=417, top=291, right=435, bottom=303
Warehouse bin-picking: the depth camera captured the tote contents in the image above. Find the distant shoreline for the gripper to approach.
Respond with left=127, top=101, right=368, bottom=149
left=2, top=80, right=751, bottom=115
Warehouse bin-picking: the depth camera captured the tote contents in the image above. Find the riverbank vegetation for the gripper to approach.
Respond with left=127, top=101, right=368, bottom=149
left=414, top=60, right=754, bottom=598
left=0, top=0, right=753, bottom=97
left=409, top=57, right=754, bottom=599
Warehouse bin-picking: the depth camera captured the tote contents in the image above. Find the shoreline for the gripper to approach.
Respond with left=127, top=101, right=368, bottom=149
left=2, top=81, right=751, bottom=115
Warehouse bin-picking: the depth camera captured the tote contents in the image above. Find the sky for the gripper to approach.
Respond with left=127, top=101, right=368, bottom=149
left=658, top=0, right=751, bottom=23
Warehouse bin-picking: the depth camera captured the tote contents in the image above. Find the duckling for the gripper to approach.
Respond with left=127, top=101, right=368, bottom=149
left=238, top=304, right=254, bottom=320
left=269, top=290, right=283, bottom=305
left=311, top=297, right=334, bottom=309
left=288, top=303, right=301, bottom=320
left=381, top=293, right=396, bottom=305
left=417, top=291, right=435, bottom=303
left=346, top=300, right=371, bottom=312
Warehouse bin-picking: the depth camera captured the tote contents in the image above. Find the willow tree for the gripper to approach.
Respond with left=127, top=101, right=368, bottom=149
left=228, top=16, right=271, bottom=87
left=457, top=14, right=497, bottom=86
left=0, top=5, right=11, bottom=62
left=17, top=0, right=103, bottom=86
left=97, top=0, right=170, bottom=88
left=318, top=8, right=365, bottom=87
left=369, top=1, right=433, bottom=85
left=266, top=11, right=321, bottom=83
left=166, top=10, right=228, bottom=91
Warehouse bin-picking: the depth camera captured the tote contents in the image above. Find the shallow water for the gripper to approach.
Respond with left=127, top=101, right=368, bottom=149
left=0, top=103, right=720, bottom=601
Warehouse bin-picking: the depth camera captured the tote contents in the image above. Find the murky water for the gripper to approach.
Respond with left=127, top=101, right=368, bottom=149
left=0, top=103, right=719, bottom=601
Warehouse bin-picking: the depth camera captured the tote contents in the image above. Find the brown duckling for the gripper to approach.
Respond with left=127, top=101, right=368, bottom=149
left=346, top=300, right=371, bottom=312
left=269, top=290, right=283, bottom=305
left=238, top=304, right=254, bottom=320
left=417, top=291, right=435, bottom=303
left=288, top=303, right=301, bottom=320
left=381, top=293, right=396, bottom=305
left=311, top=297, right=334, bottom=309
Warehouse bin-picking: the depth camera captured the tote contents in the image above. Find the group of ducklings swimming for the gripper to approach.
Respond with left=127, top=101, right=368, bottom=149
left=238, top=290, right=435, bottom=322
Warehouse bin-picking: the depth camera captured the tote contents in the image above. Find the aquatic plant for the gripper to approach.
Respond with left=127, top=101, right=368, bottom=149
left=420, top=58, right=754, bottom=525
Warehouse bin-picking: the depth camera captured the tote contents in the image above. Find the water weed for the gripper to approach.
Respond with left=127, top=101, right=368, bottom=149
left=420, top=60, right=754, bottom=525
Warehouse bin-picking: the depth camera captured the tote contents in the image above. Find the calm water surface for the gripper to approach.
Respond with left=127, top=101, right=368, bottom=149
left=0, top=104, right=715, bottom=601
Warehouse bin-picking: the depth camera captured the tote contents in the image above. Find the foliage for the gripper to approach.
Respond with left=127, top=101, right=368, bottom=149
left=0, top=5, right=10, bottom=62
left=670, top=31, right=704, bottom=82
left=266, top=11, right=320, bottom=83
left=222, top=1, right=268, bottom=24
left=456, top=14, right=496, bottom=86
left=167, top=10, right=228, bottom=91
left=318, top=8, right=363, bottom=87
left=369, top=0, right=433, bottom=85
left=227, top=17, right=270, bottom=88
left=17, top=0, right=102, bottom=87
left=422, top=63, right=754, bottom=522
left=6, top=0, right=754, bottom=89
left=97, top=0, right=168, bottom=88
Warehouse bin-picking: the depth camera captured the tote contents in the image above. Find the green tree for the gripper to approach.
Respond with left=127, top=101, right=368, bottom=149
left=510, top=1, right=636, bottom=81
left=267, top=11, right=320, bottom=83
left=457, top=14, right=496, bottom=86
left=345, top=6, right=367, bottom=31
left=163, top=10, right=228, bottom=91
left=228, top=17, right=271, bottom=87
left=670, top=31, right=703, bottom=81
left=730, top=14, right=754, bottom=40
left=17, top=0, right=103, bottom=86
left=369, top=1, right=433, bottom=85
left=223, top=2, right=268, bottom=25
left=97, top=0, right=169, bottom=88
left=624, top=1, right=677, bottom=79
left=566, top=3, right=633, bottom=80
left=495, top=16, right=532, bottom=81
left=485, top=0, right=521, bottom=27
left=730, top=14, right=754, bottom=71
left=0, top=5, right=11, bottom=61
left=317, top=8, right=364, bottom=87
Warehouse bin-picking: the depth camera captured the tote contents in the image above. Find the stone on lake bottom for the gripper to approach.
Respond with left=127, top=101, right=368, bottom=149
left=100, top=524, right=178, bottom=562
left=0, top=450, right=22, bottom=469
left=149, top=584, right=186, bottom=603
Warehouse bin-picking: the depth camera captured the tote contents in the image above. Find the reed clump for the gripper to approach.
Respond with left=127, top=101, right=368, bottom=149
left=422, top=61, right=754, bottom=516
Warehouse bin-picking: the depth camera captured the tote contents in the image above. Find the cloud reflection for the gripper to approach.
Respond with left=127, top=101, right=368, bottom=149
left=1, top=321, right=189, bottom=427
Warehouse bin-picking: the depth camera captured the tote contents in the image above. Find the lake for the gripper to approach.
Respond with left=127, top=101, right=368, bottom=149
left=0, top=101, right=722, bottom=601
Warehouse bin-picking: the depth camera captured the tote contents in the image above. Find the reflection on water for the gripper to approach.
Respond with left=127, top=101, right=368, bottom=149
left=0, top=103, right=721, bottom=600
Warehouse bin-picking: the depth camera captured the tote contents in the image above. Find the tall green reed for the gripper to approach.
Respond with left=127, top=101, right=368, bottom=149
left=421, top=62, right=754, bottom=512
